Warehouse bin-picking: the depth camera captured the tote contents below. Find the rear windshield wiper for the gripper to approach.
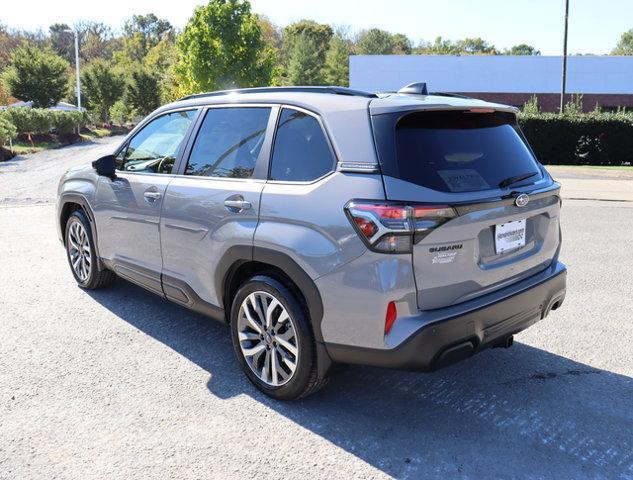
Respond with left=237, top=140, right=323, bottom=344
left=499, top=172, right=539, bottom=189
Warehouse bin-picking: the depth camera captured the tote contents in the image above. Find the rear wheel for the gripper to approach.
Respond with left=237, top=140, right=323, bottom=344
left=230, top=275, right=327, bottom=400
left=64, top=210, right=115, bottom=289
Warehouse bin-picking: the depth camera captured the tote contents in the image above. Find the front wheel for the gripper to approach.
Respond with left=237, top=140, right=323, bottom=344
left=64, top=210, right=115, bottom=289
left=230, top=275, right=327, bottom=400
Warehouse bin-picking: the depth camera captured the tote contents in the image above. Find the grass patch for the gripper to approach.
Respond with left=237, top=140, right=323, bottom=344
left=81, top=128, right=111, bottom=140
left=11, top=139, right=60, bottom=154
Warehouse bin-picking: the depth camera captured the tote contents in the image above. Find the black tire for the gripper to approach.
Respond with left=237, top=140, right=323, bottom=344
left=230, top=275, right=328, bottom=400
left=64, top=210, right=115, bottom=290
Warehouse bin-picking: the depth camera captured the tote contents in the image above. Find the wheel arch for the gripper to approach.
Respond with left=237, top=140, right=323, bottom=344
left=219, top=246, right=334, bottom=378
left=218, top=246, right=325, bottom=343
left=58, top=193, right=104, bottom=269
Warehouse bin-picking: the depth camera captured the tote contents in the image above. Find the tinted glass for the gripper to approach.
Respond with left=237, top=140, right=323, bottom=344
left=186, top=107, right=271, bottom=178
left=270, top=109, right=335, bottom=182
left=117, top=110, right=196, bottom=174
left=376, top=110, right=542, bottom=193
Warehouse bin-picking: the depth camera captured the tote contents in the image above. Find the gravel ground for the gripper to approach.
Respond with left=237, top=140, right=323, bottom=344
left=1, top=138, right=632, bottom=479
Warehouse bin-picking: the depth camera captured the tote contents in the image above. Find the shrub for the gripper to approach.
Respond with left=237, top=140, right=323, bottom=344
left=0, top=115, right=17, bottom=147
left=30, top=109, right=53, bottom=134
left=519, top=111, right=633, bottom=166
left=50, top=110, right=89, bottom=134
left=2, top=108, right=53, bottom=134
left=109, top=101, right=136, bottom=125
left=1, top=108, right=88, bottom=136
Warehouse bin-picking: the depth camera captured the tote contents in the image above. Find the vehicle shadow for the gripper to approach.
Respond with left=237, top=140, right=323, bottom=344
left=87, top=279, right=633, bottom=479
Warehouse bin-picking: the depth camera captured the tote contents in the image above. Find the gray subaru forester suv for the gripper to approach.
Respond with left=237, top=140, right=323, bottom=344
left=57, top=84, right=567, bottom=400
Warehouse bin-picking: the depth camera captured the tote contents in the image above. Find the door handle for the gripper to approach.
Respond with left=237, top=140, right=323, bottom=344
left=143, top=190, right=162, bottom=201
left=224, top=199, right=252, bottom=211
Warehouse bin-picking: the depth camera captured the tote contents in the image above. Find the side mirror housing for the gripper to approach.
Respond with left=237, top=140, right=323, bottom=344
left=92, top=154, right=116, bottom=178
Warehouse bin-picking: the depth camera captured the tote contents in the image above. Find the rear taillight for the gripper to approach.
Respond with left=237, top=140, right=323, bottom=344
left=345, top=200, right=456, bottom=253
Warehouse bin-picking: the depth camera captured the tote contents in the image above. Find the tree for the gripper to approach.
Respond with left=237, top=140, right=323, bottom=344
left=0, top=24, right=47, bottom=69
left=123, top=14, right=174, bottom=52
left=0, top=83, right=15, bottom=105
left=258, top=15, right=282, bottom=51
left=392, top=33, right=412, bottom=55
left=416, top=36, right=498, bottom=55
left=81, top=60, right=125, bottom=122
left=416, top=36, right=459, bottom=55
left=126, top=69, right=161, bottom=116
left=282, top=20, right=333, bottom=61
left=287, top=32, right=323, bottom=85
left=49, top=23, right=75, bottom=64
left=121, top=14, right=174, bottom=65
left=454, top=37, right=497, bottom=55
left=505, top=43, right=541, bottom=55
left=324, top=32, right=351, bottom=85
left=279, top=20, right=332, bottom=85
left=174, top=0, right=275, bottom=94
left=612, top=29, right=633, bottom=55
left=3, top=45, right=70, bottom=107
left=356, top=29, right=395, bottom=55
left=74, top=21, right=116, bottom=62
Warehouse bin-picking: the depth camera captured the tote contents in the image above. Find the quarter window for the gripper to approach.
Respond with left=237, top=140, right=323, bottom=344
left=270, top=109, right=335, bottom=182
left=185, top=107, right=271, bottom=178
left=117, top=110, right=196, bottom=174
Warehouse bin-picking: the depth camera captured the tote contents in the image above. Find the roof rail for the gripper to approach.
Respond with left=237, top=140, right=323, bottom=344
left=179, top=86, right=378, bottom=101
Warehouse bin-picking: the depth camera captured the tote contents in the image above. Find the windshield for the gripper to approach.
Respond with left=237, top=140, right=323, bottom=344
left=372, top=110, right=543, bottom=193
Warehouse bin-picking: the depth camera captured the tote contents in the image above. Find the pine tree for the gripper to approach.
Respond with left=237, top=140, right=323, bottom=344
left=323, top=33, right=351, bottom=86
left=287, top=32, right=323, bottom=85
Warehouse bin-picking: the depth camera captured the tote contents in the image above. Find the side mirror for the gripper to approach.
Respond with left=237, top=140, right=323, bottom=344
left=92, top=154, right=116, bottom=178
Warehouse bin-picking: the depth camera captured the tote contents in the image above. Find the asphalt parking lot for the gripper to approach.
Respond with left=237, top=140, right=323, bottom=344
left=1, top=138, right=632, bottom=479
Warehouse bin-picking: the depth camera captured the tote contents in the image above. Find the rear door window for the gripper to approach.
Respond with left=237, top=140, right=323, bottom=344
left=185, top=107, right=271, bottom=178
left=270, top=108, right=335, bottom=182
left=373, top=110, right=542, bottom=193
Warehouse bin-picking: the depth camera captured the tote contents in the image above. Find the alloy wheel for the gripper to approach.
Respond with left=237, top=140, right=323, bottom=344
left=237, top=291, right=299, bottom=387
left=67, top=221, right=91, bottom=282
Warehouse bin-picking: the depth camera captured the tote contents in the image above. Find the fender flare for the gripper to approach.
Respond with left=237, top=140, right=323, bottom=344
left=217, top=245, right=325, bottom=342
left=58, top=193, right=104, bottom=270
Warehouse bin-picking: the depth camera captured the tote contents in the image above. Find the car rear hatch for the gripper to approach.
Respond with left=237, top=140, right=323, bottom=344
left=370, top=105, right=562, bottom=310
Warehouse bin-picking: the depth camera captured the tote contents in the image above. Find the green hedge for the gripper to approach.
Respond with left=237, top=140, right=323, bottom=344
left=518, top=112, right=633, bottom=166
left=0, top=108, right=89, bottom=137
left=0, top=116, right=17, bottom=146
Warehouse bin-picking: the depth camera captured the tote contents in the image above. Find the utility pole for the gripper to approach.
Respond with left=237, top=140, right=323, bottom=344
left=65, top=29, right=81, bottom=110
left=560, top=0, right=570, bottom=114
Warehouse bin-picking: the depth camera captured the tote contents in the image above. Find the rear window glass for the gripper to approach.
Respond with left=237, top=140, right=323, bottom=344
left=270, top=109, right=335, bottom=182
left=375, top=110, right=542, bottom=193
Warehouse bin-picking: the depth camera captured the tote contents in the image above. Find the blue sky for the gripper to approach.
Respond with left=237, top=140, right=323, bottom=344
left=1, top=0, right=631, bottom=55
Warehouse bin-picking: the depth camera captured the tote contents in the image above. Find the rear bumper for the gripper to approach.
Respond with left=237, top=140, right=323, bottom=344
left=326, top=261, right=567, bottom=371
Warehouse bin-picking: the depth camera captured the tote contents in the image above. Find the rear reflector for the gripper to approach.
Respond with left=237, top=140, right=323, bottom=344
left=385, top=301, right=397, bottom=334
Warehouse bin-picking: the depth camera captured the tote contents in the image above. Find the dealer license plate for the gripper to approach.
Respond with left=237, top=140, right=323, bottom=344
left=495, top=219, right=526, bottom=254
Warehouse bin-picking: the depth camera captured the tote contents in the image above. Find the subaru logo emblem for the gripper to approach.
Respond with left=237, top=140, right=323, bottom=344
left=515, top=193, right=529, bottom=207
